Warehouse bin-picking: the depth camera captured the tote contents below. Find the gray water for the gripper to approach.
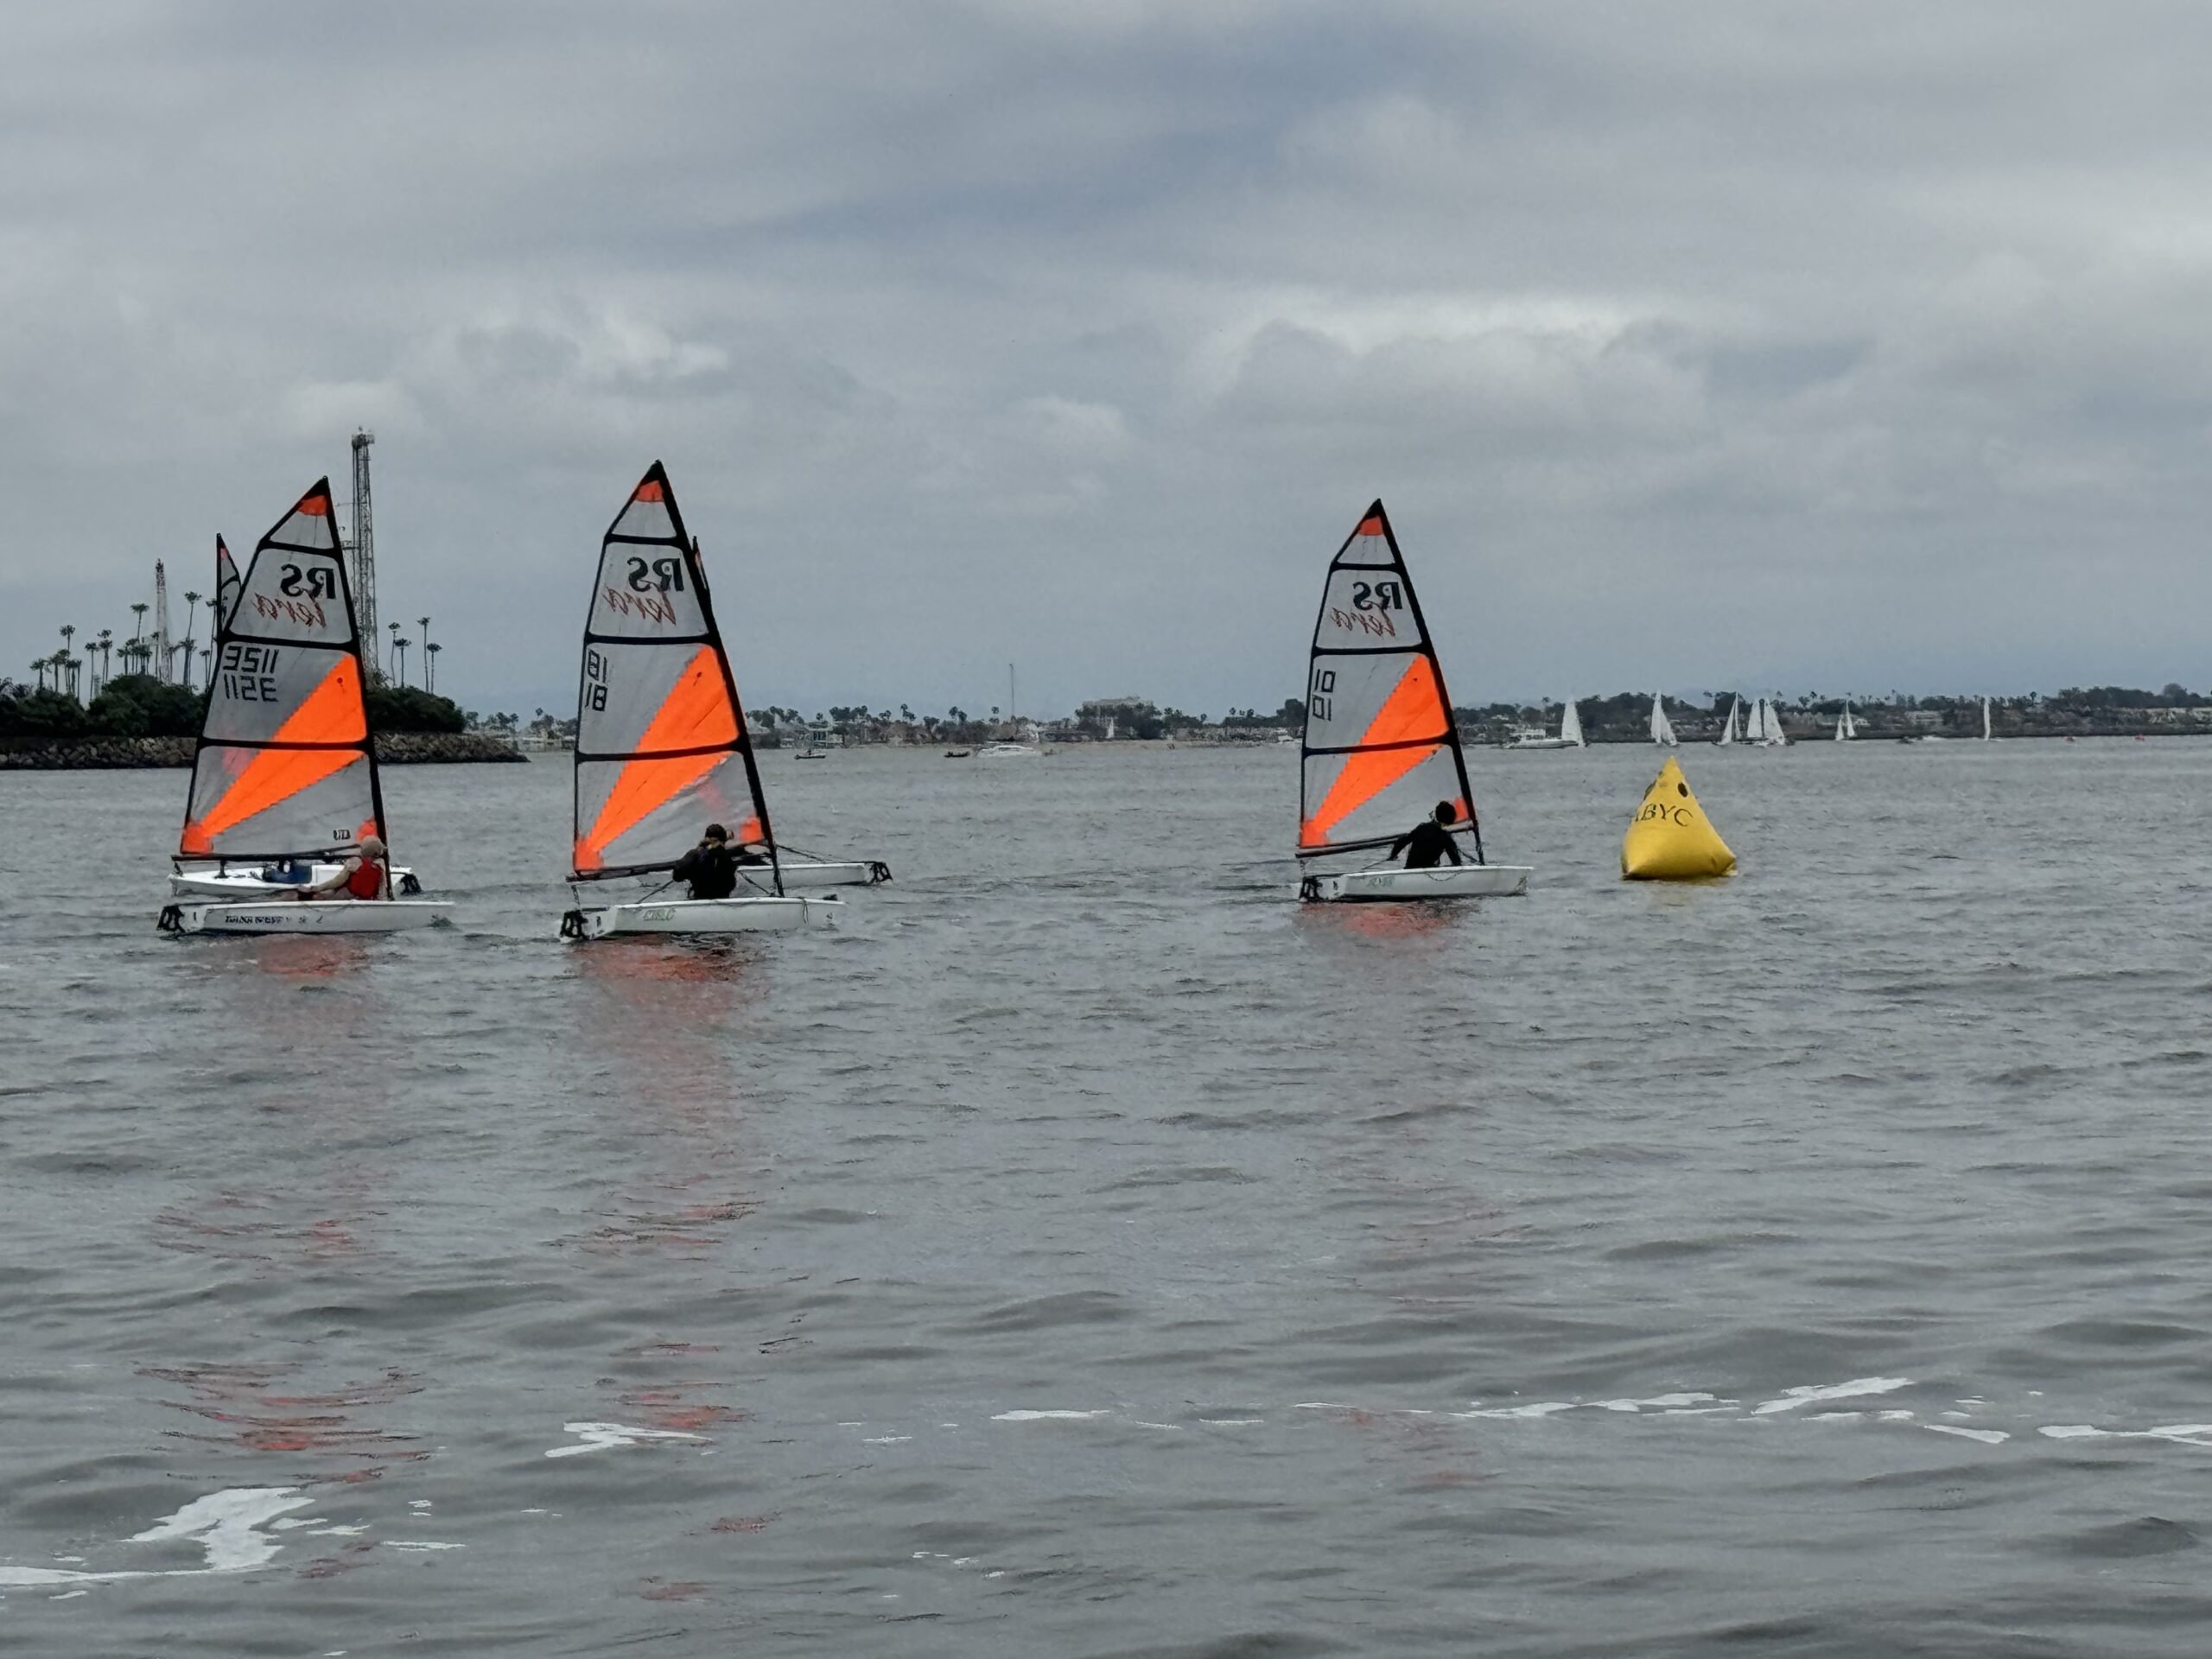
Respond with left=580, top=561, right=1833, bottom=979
left=4, top=740, right=2212, bottom=1656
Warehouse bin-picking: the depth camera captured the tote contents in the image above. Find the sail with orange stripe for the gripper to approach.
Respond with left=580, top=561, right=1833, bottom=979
left=570, top=461, right=779, bottom=887
left=180, top=480, right=386, bottom=861
left=1297, top=499, right=1482, bottom=860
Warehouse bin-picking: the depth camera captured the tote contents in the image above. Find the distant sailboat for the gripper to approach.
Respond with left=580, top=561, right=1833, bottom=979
left=1750, top=696, right=1789, bottom=747
left=1296, top=500, right=1529, bottom=901
left=1834, top=702, right=1857, bottom=741
left=1717, top=696, right=1740, bottom=747
left=214, top=535, right=242, bottom=630
left=1649, top=694, right=1677, bottom=747
left=1509, top=697, right=1585, bottom=750
left=1981, top=696, right=1993, bottom=741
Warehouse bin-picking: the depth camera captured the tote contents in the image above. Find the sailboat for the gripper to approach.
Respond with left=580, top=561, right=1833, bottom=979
left=561, top=463, right=843, bottom=938
left=1510, top=698, right=1585, bottom=750
left=1834, top=701, right=1857, bottom=741
left=1981, top=696, right=1993, bottom=741
left=1649, top=694, right=1677, bottom=747
left=1295, top=500, right=1529, bottom=902
left=171, top=526, right=424, bottom=901
left=1717, top=696, right=1741, bottom=746
left=1745, top=696, right=1789, bottom=747
left=978, top=662, right=1045, bottom=758
left=157, top=480, right=448, bottom=934
left=215, top=534, right=242, bottom=629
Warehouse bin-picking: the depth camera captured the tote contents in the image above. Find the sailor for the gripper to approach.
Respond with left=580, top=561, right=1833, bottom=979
left=1390, top=801, right=1465, bottom=870
left=671, top=823, right=742, bottom=899
left=300, top=835, right=390, bottom=900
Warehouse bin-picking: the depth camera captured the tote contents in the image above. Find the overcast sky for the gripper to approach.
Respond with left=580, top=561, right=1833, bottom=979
left=4, top=2, right=2209, bottom=716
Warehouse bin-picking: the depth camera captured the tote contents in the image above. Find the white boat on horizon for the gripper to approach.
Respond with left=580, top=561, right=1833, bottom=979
left=1509, top=699, right=1585, bottom=750
left=1649, top=694, right=1677, bottom=747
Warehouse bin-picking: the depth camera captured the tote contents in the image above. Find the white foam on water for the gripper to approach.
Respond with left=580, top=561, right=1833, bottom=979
left=1751, top=1377, right=1913, bottom=1415
left=545, top=1421, right=707, bottom=1458
left=862, top=1436, right=912, bottom=1445
left=1198, top=1418, right=1265, bottom=1426
left=1925, top=1425, right=2009, bottom=1445
left=2039, top=1422, right=2212, bottom=1446
left=991, top=1409, right=1111, bottom=1422
left=1452, top=1402, right=1579, bottom=1420
left=0, top=1487, right=314, bottom=1586
left=1590, top=1393, right=1727, bottom=1413
left=381, top=1541, right=462, bottom=1551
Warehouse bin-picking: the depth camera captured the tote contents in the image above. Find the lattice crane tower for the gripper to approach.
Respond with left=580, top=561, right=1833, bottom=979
left=154, top=559, right=171, bottom=684
left=350, top=429, right=378, bottom=679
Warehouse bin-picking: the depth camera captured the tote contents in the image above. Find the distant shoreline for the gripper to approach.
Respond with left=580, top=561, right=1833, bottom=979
left=0, top=733, right=529, bottom=771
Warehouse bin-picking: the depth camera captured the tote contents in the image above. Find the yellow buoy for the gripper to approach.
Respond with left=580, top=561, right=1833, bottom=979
left=1622, top=755, right=1736, bottom=880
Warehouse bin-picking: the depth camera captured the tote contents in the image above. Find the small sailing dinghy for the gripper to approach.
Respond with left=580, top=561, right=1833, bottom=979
left=561, top=462, right=842, bottom=939
left=158, top=481, right=448, bottom=936
left=1295, top=501, right=1529, bottom=902
left=1834, top=702, right=1858, bottom=741
left=169, top=532, right=423, bottom=901
left=1981, top=696, right=1993, bottom=741
left=1650, top=694, right=1678, bottom=747
left=1716, top=695, right=1740, bottom=746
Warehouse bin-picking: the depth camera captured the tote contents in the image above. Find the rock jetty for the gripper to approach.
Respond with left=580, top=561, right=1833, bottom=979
left=0, top=734, right=529, bottom=770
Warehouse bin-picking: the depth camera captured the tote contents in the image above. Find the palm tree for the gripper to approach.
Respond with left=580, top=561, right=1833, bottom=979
left=393, top=637, right=410, bottom=686
left=387, top=621, right=402, bottom=687
left=33, top=658, right=48, bottom=693
left=423, top=640, right=441, bottom=692
left=179, top=593, right=200, bottom=689
left=130, top=601, right=149, bottom=645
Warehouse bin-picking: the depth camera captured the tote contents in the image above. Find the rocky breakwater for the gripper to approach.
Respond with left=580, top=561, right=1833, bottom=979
left=0, top=734, right=528, bottom=769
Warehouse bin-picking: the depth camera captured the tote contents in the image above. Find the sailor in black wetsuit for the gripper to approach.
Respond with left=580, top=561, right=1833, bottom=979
left=1389, top=800, right=1465, bottom=869
left=671, top=823, right=741, bottom=899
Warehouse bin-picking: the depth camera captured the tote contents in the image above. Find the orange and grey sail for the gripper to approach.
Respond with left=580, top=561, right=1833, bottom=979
left=1298, top=500, right=1484, bottom=861
left=215, top=535, right=242, bottom=630
left=570, top=461, right=779, bottom=888
left=180, top=480, right=385, bottom=861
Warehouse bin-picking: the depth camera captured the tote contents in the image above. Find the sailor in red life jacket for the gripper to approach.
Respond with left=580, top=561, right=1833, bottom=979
left=298, top=835, right=391, bottom=901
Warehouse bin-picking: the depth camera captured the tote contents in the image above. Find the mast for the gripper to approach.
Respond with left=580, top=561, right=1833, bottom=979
left=155, top=562, right=171, bottom=685
left=350, top=429, right=378, bottom=682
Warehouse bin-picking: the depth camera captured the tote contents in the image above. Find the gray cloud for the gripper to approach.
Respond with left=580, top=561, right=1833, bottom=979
left=4, top=2, right=2209, bottom=716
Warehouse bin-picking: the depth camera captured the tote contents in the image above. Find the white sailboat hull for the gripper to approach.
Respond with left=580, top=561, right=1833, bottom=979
left=1300, top=864, right=1531, bottom=903
left=775, top=858, right=891, bottom=889
left=562, top=895, right=841, bottom=938
left=158, top=899, right=451, bottom=935
left=168, top=863, right=423, bottom=899
left=1506, top=736, right=1580, bottom=751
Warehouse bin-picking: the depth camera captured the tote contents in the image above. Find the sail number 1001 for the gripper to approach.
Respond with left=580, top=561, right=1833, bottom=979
left=1308, top=668, right=1335, bottom=723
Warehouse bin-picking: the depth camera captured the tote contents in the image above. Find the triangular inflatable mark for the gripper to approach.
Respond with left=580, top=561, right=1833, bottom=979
left=1622, top=755, right=1736, bottom=880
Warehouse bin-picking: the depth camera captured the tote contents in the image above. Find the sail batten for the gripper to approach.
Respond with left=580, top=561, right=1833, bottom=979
left=180, top=481, right=385, bottom=861
left=570, top=462, right=779, bottom=889
left=1296, top=500, right=1480, bottom=861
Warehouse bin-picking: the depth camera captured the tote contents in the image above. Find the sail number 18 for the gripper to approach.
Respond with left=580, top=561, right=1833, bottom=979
left=583, top=648, right=608, bottom=712
left=1308, top=668, right=1335, bottom=723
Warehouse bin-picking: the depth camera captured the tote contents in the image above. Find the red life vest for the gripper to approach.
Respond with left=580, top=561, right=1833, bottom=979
left=345, top=856, right=387, bottom=899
